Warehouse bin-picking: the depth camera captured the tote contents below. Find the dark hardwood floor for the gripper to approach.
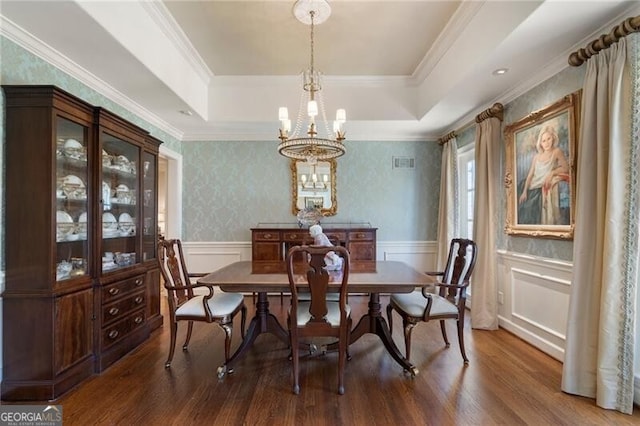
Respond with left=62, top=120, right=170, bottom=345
left=4, top=293, right=639, bottom=425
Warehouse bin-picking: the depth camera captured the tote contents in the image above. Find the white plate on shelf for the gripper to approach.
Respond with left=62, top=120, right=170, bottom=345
left=56, top=210, right=75, bottom=241
left=119, top=212, right=133, bottom=223
left=64, top=139, right=82, bottom=149
left=119, top=212, right=135, bottom=235
left=62, top=175, right=86, bottom=199
left=57, top=210, right=73, bottom=223
left=102, top=212, right=117, bottom=233
left=77, top=212, right=87, bottom=238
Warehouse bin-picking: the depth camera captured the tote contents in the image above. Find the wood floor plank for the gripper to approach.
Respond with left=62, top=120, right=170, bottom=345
left=3, top=294, right=639, bottom=425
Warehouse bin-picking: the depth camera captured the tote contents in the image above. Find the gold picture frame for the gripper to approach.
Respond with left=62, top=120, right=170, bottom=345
left=504, top=90, right=581, bottom=239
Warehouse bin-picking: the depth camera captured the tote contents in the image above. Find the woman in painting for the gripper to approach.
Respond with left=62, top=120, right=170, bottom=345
left=518, top=124, right=570, bottom=225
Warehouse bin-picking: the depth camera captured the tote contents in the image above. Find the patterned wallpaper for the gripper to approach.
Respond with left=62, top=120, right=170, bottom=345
left=0, top=33, right=586, bottom=258
left=182, top=139, right=442, bottom=241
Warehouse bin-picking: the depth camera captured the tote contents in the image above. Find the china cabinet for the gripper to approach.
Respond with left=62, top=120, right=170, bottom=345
left=1, top=85, right=162, bottom=400
left=251, top=223, right=377, bottom=273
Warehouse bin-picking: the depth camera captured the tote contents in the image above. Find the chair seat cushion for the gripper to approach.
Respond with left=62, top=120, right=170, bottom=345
left=390, top=291, right=458, bottom=318
left=176, top=292, right=244, bottom=318
left=291, top=301, right=350, bottom=326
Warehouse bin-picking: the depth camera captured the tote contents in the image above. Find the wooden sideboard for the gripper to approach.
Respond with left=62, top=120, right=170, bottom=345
left=251, top=224, right=377, bottom=273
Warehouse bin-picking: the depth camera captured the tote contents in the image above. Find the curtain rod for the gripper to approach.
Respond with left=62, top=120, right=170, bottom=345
left=437, top=103, right=504, bottom=145
left=475, top=103, right=504, bottom=124
left=569, top=15, right=640, bottom=66
left=438, top=131, right=457, bottom=145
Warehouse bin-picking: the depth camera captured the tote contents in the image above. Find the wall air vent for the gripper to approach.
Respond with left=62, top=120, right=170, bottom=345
left=392, top=156, right=415, bottom=169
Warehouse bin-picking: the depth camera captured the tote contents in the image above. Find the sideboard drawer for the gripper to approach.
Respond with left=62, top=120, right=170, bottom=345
left=283, top=231, right=307, bottom=242
left=324, top=231, right=346, bottom=242
left=254, top=231, right=281, bottom=241
left=349, top=230, right=374, bottom=241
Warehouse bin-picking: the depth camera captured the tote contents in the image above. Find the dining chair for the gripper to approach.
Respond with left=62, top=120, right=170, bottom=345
left=158, top=238, right=247, bottom=369
left=286, top=245, right=351, bottom=395
left=252, top=235, right=343, bottom=306
left=386, top=238, right=477, bottom=364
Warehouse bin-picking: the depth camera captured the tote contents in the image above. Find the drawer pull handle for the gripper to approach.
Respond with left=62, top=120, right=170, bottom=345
left=108, top=288, right=119, bottom=296
left=108, top=330, right=119, bottom=339
left=264, top=233, right=272, bottom=239
left=134, top=296, right=143, bottom=304
left=134, top=316, right=144, bottom=324
left=135, top=278, right=143, bottom=286
left=357, top=233, right=365, bottom=238
left=108, top=307, right=120, bottom=316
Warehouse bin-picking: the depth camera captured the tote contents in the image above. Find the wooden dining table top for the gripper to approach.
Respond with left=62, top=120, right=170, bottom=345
left=198, top=260, right=435, bottom=294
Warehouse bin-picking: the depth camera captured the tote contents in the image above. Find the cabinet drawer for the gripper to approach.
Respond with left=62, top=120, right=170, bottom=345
left=283, top=231, right=306, bottom=242
left=349, top=231, right=374, bottom=241
left=101, top=309, right=146, bottom=348
left=324, top=232, right=346, bottom=243
left=102, top=274, right=145, bottom=303
left=254, top=231, right=281, bottom=241
left=102, top=291, right=146, bottom=325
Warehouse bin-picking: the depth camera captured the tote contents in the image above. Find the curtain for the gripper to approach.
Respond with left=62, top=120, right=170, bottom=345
left=436, top=138, right=459, bottom=271
left=471, top=117, right=500, bottom=330
left=561, top=33, right=639, bottom=414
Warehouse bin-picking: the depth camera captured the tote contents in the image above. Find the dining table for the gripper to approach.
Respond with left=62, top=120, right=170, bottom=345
left=197, top=260, right=435, bottom=378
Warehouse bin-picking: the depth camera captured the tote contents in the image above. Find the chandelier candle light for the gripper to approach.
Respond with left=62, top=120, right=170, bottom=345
left=278, top=0, right=346, bottom=162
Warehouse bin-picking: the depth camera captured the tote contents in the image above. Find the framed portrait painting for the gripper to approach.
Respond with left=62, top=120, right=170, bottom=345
left=504, top=90, right=581, bottom=239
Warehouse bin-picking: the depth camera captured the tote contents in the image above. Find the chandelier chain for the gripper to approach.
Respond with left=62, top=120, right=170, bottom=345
left=310, top=11, right=315, bottom=76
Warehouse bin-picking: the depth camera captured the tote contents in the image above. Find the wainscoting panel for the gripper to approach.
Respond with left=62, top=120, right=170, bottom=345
left=378, top=241, right=437, bottom=273
left=497, top=250, right=572, bottom=361
left=181, top=242, right=252, bottom=274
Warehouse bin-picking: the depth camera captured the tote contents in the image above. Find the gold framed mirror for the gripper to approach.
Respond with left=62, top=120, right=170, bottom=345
left=291, top=159, right=337, bottom=216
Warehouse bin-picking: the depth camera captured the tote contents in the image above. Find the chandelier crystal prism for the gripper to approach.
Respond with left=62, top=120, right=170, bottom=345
left=277, top=0, right=346, bottom=162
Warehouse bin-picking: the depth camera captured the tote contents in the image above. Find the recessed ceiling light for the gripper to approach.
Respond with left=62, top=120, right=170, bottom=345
left=179, top=110, right=193, bottom=116
left=492, top=68, right=509, bottom=76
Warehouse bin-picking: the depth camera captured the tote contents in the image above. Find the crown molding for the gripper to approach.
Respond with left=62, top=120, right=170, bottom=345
left=411, top=1, right=485, bottom=84
left=444, top=2, right=640, bottom=136
left=0, top=15, right=183, bottom=140
left=141, top=1, right=213, bottom=83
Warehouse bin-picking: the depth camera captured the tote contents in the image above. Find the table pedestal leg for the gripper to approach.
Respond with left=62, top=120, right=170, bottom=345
left=219, top=292, right=289, bottom=377
left=330, top=293, right=418, bottom=376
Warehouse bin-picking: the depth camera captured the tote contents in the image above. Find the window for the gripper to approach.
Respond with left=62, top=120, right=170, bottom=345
left=458, top=146, right=475, bottom=239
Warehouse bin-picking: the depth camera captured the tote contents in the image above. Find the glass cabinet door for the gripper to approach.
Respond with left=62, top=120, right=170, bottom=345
left=101, top=133, right=140, bottom=273
left=56, top=116, right=90, bottom=281
left=142, top=151, right=157, bottom=262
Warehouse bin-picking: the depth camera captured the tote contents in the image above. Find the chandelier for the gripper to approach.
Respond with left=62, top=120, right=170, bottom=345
left=277, top=0, right=346, bottom=162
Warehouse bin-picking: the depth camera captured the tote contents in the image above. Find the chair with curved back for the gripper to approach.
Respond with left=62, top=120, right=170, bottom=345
left=386, top=238, right=477, bottom=364
left=158, top=238, right=247, bottom=369
left=286, top=245, right=351, bottom=395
